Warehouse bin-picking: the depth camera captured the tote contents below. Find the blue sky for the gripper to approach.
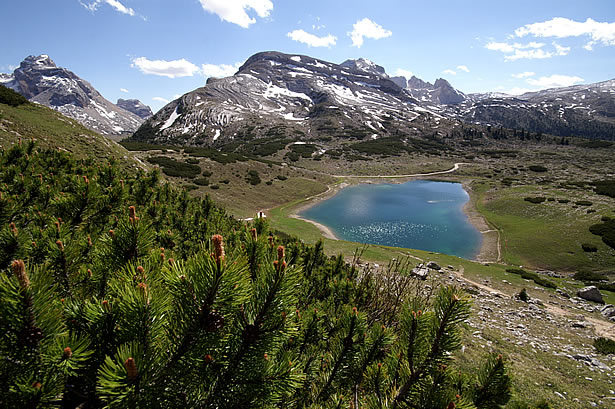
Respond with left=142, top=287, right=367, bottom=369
left=1, top=0, right=614, bottom=112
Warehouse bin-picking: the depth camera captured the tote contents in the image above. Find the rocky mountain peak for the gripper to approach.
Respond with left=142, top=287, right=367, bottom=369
left=407, top=75, right=432, bottom=90
left=340, top=58, right=387, bottom=77
left=2, top=54, right=144, bottom=135
left=21, top=54, right=57, bottom=69
left=117, top=98, right=153, bottom=119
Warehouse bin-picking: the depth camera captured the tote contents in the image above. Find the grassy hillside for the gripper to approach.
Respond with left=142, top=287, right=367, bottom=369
left=0, top=89, right=140, bottom=167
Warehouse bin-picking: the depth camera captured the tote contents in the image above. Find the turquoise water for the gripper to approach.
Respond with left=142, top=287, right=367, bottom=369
left=300, top=180, right=482, bottom=259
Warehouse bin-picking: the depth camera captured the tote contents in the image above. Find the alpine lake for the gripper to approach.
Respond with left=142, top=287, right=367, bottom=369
left=299, top=180, right=482, bottom=259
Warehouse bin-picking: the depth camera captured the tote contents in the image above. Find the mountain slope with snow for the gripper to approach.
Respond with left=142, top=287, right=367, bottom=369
left=1, top=55, right=144, bottom=135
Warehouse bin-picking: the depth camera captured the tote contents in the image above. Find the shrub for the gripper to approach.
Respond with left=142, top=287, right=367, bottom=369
left=219, top=179, right=230, bottom=184
left=0, top=85, right=29, bottom=107
left=193, top=177, right=210, bottom=186
left=185, top=158, right=200, bottom=164
left=524, top=197, right=546, bottom=204
left=210, top=184, right=220, bottom=189
left=266, top=180, right=273, bottom=185
left=593, top=180, right=615, bottom=198
left=517, top=288, right=529, bottom=302
left=146, top=156, right=200, bottom=179
left=246, top=170, right=261, bottom=185
left=276, top=175, right=288, bottom=181
left=506, top=268, right=557, bottom=289
left=575, top=200, right=593, bottom=206
left=589, top=218, right=615, bottom=250
left=202, top=170, right=213, bottom=177
left=528, top=165, right=548, bottom=172
left=558, top=199, right=570, bottom=203
left=581, top=243, right=598, bottom=252
left=594, top=337, right=615, bottom=355
left=573, top=270, right=607, bottom=282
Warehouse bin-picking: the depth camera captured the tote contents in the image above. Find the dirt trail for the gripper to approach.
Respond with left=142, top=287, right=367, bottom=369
left=455, top=267, right=615, bottom=339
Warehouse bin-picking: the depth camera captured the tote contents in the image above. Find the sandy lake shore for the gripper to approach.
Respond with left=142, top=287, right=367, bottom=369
left=288, top=164, right=500, bottom=263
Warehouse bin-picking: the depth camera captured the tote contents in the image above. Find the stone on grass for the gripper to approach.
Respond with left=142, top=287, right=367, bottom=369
left=577, top=286, right=604, bottom=304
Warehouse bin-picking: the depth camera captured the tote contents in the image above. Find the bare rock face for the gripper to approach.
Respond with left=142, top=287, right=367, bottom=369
left=117, top=98, right=153, bottom=119
left=1, top=55, right=143, bottom=135
left=577, top=286, right=604, bottom=304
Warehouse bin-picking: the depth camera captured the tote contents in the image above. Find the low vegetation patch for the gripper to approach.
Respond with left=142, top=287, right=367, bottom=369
left=193, top=177, right=209, bottom=186
left=581, top=243, right=598, bottom=252
left=593, top=180, right=615, bottom=198
left=0, top=84, right=29, bottom=107
left=146, top=156, right=200, bottom=178
left=524, top=197, right=546, bottom=204
left=594, top=337, right=615, bottom=355
left=506, top=268, right=557, bottom=289
left=528, top=165, right=548, bottom=172
left=575, top=200, right=593, bottom=206
left=246, top=169, right=261, bottom=185
left=589, top=218, right=615, bottom=250
left=573, top=270, right=607, bottom=282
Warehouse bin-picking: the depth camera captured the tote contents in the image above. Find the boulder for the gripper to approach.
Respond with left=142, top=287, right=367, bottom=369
left=411, top=264, right=430, bottom=280
left=426, top=261, right=441, bottom=270
left=577, top=286, right=604, bottom=304
left=601, top=304, right=615, bottom=318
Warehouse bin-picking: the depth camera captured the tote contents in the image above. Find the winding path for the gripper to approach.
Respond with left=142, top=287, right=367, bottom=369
left=332, top=162, right=467, bottom=179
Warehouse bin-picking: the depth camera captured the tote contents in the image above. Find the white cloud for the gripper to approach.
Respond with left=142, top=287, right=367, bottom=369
left=120, top=88, right=129, bottom=93
left=198, top=0, right=273, bottom=28
left=526, top=74, right=584, bottom=89
left=287, top=29, right=336, bottom=47
left=511, top=71, right=535, bottom=79
left=486, top=40, right=569, bottom=61
left=349, top=18, right=392, bottom=48
left=132, top=57, right=200, bottom=78
left=443, top=69, right=457, bottom=76
left=152, top=97, right=170, bottom=103
left=553, top=42, right=571, bottom=56
left=395, top=68, right=414, bottom=79
left=201, top=62, right=242, bottom=78
left=80, top=0, right=135, bottom=16
left=505, top=48, right=554, bottom=61
left=514, top=17, right=615, bottom=48
left=457, top=65, right=469, bottom=73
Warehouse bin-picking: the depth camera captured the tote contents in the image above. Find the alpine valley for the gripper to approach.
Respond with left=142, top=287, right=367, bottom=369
left=2, top=48, right=615, bottom=409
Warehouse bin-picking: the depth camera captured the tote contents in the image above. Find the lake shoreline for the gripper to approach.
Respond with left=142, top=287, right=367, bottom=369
left=290, top=174, right=499, bottom=263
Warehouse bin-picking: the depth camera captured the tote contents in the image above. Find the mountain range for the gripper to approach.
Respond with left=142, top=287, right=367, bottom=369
left=132, top=51, right=615, bottom=146
left=3, top=52, right=614, bottom=142
left=0, top=55, right=150, bottom=135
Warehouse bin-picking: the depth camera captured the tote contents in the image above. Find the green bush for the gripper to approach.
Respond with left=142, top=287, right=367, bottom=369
left=589, top=218, right=615, bottom=250
left=193, top=177, right=210, bottom=186
left=0, top=85, right=29, bottom=107
left=202, top=170, right=213, bottom=177
left=517, top=288, right=529, bottom=302
left=581, top=243, right=598, bottom=252
left=185, top=158, right=200, bottom=164
left=246, top=169, right=261, bottom=185
left=528, top=165, right=548, bottom=172
left=146, top=156, right=201, bottom=179
left=557, top=199, right=570, bottom=203
left=210, top=184, right=220, bottom=189
left=506, top=268, right=557, bottom=289
left=524, top=197, right=546, bottom=204
left=594, top=337, right=615, bottom=355
left=575, top=200, right=593, bottom=206
left=593, top=180, right=615, bottom=198
left=572, top=270, right=607, bottom=282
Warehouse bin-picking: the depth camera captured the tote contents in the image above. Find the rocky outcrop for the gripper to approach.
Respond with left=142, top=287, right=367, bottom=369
left=117, top=98, right=153, bottom=119
left=1, top=55, right=143, bottom=135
